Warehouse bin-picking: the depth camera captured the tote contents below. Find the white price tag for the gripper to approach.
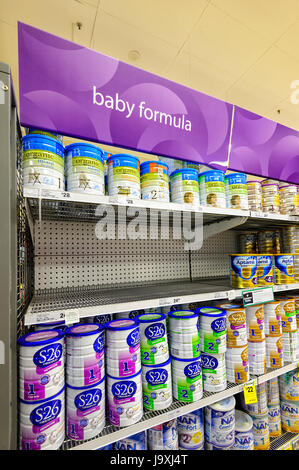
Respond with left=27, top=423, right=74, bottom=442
left=228, top=290, right=236, bottom=301
left=275, top=285, right=286, bottom=292
left=36, top=311, right=65, bottom=324
left=65, top=310, right=80, bottom=324
left=159, top=298, right=172, bottom=307
left=172, top=297, right=181, bottom=305
left=214, top=291, right=224, bottom=299
left=41, top=189, right=62, bottom=200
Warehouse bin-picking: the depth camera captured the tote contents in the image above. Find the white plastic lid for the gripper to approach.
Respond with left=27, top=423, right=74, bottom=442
left=208, top=395, right=236, bottom=412
left=235, top=409, right=253, bottom=432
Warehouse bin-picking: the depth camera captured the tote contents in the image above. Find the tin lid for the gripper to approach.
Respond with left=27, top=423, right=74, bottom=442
left=137, top=313, right=166, bottom=323
left=208, top=396, right=236, bottom=412
left=196, top=307, right=226, bottom=318
left=66, top=323, right=104, bottom=337
left=105, top=318, right=139, bottom=331
left=18, top=329, right=64, bottom=347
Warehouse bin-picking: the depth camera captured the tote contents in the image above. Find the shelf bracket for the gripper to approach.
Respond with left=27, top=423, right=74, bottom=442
left=203, top=216, right=248, bottom=240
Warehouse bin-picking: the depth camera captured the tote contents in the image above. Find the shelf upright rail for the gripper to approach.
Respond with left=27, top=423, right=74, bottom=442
left=0, top=63, right=33, bottom=450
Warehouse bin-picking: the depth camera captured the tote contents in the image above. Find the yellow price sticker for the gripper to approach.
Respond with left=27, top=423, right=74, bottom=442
left=243, top=380, right=257, bottom=404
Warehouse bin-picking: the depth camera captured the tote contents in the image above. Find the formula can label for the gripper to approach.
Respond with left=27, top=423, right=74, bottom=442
left=257, top=255, right=274, bottom=285
left=24, top=150, right=64, bottom=172
left=230, top=255, right=257, bottom=288
left=274, top=255, right=295, bottom=284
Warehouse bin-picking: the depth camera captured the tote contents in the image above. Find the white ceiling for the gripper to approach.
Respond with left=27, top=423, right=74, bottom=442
left=1, top=0, right=299, bottom=144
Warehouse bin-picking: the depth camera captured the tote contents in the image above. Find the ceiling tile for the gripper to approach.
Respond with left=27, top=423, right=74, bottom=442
left=228, top=46, right=299, bottom=104
left=100, top=0, right=209, bottom=47
left=0, top=0, right=97, bottom=46
left=92, top=11, right=178, bottom=75
left=188, top=4, right=272, bottom=79
left=211, top=0, right=299, bottom=42
left=164, top=51, right=236, bottom=100
left=276, top=19, right=299, bottom=60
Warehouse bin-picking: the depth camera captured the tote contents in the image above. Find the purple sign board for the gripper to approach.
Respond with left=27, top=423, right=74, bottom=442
left=18, top=22, right=233, bottom=171
left=230, top=107, right=299, bottom=184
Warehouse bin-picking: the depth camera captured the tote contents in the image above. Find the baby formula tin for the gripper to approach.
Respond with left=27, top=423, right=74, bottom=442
left=225, top=173, right=248, bottom=210
left=268, top=404, right=281, bottom=437
left=19, top=387, right=65, bottom=450
left=18, top=329, right=65, bottom=402
left=168, top=310, right=200, bottom=359
left=243, top=382, right=268, bottom=415
left=205, top=396, right=236, bottom=449
left=279, top=370, right=299, bottom=401
left=274, top=254, right=295, bottom=284
left=171, top=356, right=203, bottom=402
left=142, top=357, right=172, bottom=411
left=251, top=412, right=270, bottom=450
left=233, top=410, right=254, bottom=450
left=177, top=409, right=204, bottom=450
left=65, top=143, right=105, bottom=195
left=137, top=313, right=169, bottom=365
left=238, top=232, right=258, bottom=254
left=197, top=307, right=227, bottom=354
left=247, top=180, right=262, bottom=212
left=114, top=431, right=147, bottom=450
left=198, top=170, right=226, bottom=209
left=230, top=254, right=257, bottom=288
left=107, top=369, right=143, bottom=427
left=140, top=161, right=169, bottom=201
left=264, top=300, right=282, bottom=337
left=266, top=335, right=283, bottom=369
left=257, top=254, right=274, bottom=286
left=170, top=169, right=200, bottom=207
left=147, top=419, right=178, bottom=450
left=66, top=376, right=105, bottom=441
left=105, top=319, right=141, bottom=378
left=26, top=128, right=63, bottom=143
left=107, top=154, right=140, bottom=198
left=280, top=399, right=299, bottom=432
left=22, top=134, right=64, bottom=190
left=222, top=304, right=247, bottom=347
left=66, top=324, right=105, bottom=387
left=267, top=377, right=280, bottom=406
left=225, top=345, right=249, bottom=384
left=246, top=304, right=265, bottom=342
left=201, top=351, right=227, bottom=392
left=277, top=297, right=297, bottom=333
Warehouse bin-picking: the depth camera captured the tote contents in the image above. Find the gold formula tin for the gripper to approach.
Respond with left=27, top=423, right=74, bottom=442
left=230, top=254, right=257, bottom=289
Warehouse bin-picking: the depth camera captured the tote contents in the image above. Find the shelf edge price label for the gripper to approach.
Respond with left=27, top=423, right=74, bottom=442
left=65, top=310, right=80, bottom=324
left=242, top=286, right=274, bottom=307
left=243, top=379, right=257, bottom=405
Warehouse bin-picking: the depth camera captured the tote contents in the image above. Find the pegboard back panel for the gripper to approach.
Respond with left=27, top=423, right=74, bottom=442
left=34, top=221, right=190, bottom=290
left=191, top=230, right=238, bottom=280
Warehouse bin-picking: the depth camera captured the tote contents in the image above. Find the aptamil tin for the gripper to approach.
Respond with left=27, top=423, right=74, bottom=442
left=105, top=319, right=141, bottom=378
left=147, top=419, right=178, bottom=450
left=19, top=387, right=65, bottom=450
left=274, top=254, right=295, bottom=284
left=137, top=313, right=169, bottom=365
left=199, top=170, right=226, bottom=209
left=230, top=254, right=257, bottom=288
left=177, top=409, right=204, bottom=450
left=18, top=329, right=65, bottom=402
left=142, top=357, right=172, bottom=411
left=114, top=431, right=147, bottom=450
left=66, top=376, right=105, bottom=441
left=107, top=369, right=143, bottom=427
left=107, top=154, right=140, bottom=198
left=205, top=396, right=236, bottom=449
left=233, top=410, right=254, bottom=450
left=197, top=307, right=227, bottom=354
left=201, top=351, right=227, bottom=392
left=225, top=173, right=248, bottom=210
left=171, top=356, right=203, bottom=402
left=257, top=254, right=274, bottom=286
